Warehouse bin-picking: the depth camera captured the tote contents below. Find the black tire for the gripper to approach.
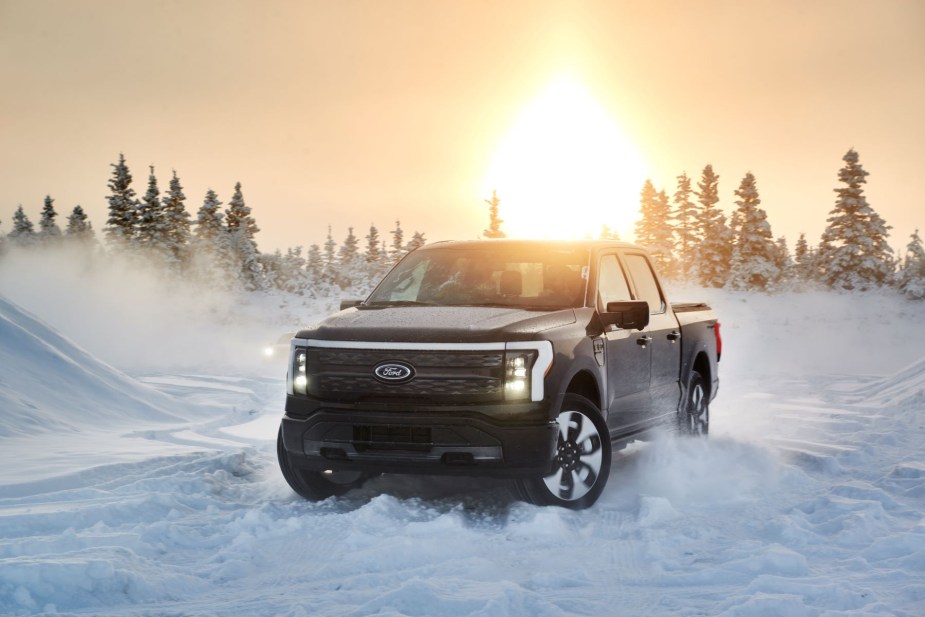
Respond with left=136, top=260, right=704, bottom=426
left=679, top=371, right=709, bottom=436
left=277, top=426, right=368, bottom=500
left=515, top=394, right=612, bottom=510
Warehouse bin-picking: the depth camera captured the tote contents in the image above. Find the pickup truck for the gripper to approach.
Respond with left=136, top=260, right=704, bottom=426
left=278, top=240, right=721, bottom=509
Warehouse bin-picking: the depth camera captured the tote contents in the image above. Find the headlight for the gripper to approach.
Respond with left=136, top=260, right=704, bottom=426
left=504, top=350, right=537, bottom=401
left=292, top=347, right=309, bottom=395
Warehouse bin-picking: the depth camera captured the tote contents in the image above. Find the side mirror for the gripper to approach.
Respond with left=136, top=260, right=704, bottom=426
left=602, top=300, right=650, bottom=330
left=339, top=299, right=363, bottom=310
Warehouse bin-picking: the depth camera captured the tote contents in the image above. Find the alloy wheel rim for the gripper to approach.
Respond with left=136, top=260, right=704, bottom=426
left=543, top=410, right=603, bottom=501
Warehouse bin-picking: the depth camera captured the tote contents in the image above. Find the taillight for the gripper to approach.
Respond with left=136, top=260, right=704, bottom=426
left=714, top=321, right=722, bottom=362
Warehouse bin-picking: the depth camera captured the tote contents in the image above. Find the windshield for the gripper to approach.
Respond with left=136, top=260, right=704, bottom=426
left=366, top=245, right=590, bottom=309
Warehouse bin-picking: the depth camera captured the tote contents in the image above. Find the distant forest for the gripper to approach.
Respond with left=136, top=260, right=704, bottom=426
left=1, top=149, right=923, bottom=300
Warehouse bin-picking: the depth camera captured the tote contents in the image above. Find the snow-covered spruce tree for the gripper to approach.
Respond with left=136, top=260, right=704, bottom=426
left=160, top=170, right=191, bottom=270
left=306, top=244, right=323, bottom=282
left=483, top=190, right=505, bottom=238
left=135, top=166, right=171, bottom=264
left=672, top=172, right=699, bottom=281
left=9, top=205, right=37, bottom=246
left=634, top=180, right=676, bottom=278
left=38, top=195, right=62, bottom=242
left=598, top=224, right=620, bottom=240
left=336, top=226, right=364, bottom=288
left=695, top=165, right=732, bottom=288
left=897, top=229, right=925, bottom=299
left=65, top=205, right=96, bottom=244
left=282, top=246, right=309, bottom=294
left=391, top=219, right=405, bottom=263
left=792, top=232, right=816, bottom=285
left=774, top=236, right=793, bottom=288
left=406, top=231, right=426, bottom=252
left=187, top=189, right=225, bottom=285
left=223, top=182, right=263, bottom=291
left=726, top=172, right=779, bottom=291
left=365, top=224, right=382, bottom=263
left=322, top=225, right=337, bottom=284
left=104, top=153, right=139, bottom=249
left=258, top=250, right=282, bottom=291
left=818, top=149, right=893, bottom=291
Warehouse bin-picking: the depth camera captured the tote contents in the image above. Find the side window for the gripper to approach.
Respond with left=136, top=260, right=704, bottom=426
left=597, top=254, right=632, bottom=310
left=624, top=254, right=665, bottom=313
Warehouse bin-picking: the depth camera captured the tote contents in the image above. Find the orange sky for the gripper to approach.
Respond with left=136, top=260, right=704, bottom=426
left=1, top=0, right=923, bottom=254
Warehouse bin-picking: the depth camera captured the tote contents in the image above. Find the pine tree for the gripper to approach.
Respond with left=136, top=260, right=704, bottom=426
left=635, top=180, right=675, bottom=277
left=38, top=195, right=62, bottom=241
left=10, top=205, right=36, bottom=246
left=726, top=172, right=778, bottom=291
left=136, top=166, right=169, bottom=258
left=897, top=229, right=925, bottom=299
left=104, top=153, right=138, bottom=247
left=391, top=219, right=405, bottom=262
left=483, top=190, right=505, bottom=238
left=223, top=182, right=263, bottom=291
left=406, top=231, right=426, bottom=252
left=306, top=243, right=323, bottom=282
left=695, top=165, right=732, bottom=287
left=65, top=205, right=95, bottom=243
left=161, top=170, right=191, bottom=269
left=818, top=149, right=893, bottom=291
left=672, top=172, right=699, bottom=280
left=194, top=189, right=224, bottom=242
left=774, top=236, right=793, bottom=286
left=365, top=224, right=382, bottom=263
left=339, top=227, right=360, bottom=263
left=793, top=232, right=814, bottom=284
left=322, top=225, right=338, bottom=284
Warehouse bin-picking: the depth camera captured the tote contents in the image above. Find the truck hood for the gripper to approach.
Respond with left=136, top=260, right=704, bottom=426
left=298, top=306, right=577, bottom=343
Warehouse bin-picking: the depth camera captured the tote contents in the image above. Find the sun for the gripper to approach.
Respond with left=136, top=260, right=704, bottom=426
left=482, top=76, right=649, bottom=241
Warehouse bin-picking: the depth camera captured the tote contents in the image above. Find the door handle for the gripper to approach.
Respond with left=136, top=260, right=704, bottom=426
left=636, top=336, right=652, bottom=348
left=667, top=331, right=681, bottom=342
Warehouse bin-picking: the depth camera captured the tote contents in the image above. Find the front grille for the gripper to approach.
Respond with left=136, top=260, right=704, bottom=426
left=307, top=348, right=505, bottom=403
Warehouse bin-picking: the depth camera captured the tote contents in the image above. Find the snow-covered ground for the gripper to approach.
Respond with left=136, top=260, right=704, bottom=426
left=2, top=261, right=925, bottom=616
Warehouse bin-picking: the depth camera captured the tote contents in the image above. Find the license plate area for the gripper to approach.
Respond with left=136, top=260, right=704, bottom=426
left=353, top=425, right=433, bottom=452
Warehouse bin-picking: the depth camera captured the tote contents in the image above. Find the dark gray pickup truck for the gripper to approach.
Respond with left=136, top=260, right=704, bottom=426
left=278, top=239, right=721, bottom=509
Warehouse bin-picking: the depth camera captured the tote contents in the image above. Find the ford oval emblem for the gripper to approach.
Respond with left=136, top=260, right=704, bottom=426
left=373, top=361, right=415, bottom=384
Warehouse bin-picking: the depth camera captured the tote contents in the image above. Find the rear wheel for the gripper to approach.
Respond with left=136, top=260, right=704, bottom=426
left=277, top=426, right=368, bottom=500
left=679, top=371, right=709, bottom=436
left=515, top=394, right=611, bottom=510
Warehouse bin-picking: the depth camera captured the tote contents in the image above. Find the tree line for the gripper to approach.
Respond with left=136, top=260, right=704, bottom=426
left=2, top=149, right=923, bottom=301
left=0, top=154, right=428, bottom=297
left=630, top=149, right=925, bottom=300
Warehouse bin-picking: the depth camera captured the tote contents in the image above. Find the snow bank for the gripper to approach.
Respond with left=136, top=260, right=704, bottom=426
left=0, top=294, right=187, bottom=437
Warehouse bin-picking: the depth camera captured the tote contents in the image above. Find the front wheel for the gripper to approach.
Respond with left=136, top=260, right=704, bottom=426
left=277, top=426, right=369, bottom=500
left=678, top=371, right=709, bottom=436
left=515, top=394, right=612, bottom=510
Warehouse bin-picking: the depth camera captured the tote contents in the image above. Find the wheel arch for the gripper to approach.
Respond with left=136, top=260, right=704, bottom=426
left=563, top=369, right=601, bottom=410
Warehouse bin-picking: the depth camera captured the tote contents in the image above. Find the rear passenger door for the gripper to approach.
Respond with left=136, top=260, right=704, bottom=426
left=622, top=252, right=681, bottom=422
left=597, top=252, right=652, bottom=433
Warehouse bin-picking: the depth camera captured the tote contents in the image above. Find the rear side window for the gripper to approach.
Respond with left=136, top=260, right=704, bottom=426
left=597, top=254, right=632, bottom=309
left=624, top=254, right=665, bottom=313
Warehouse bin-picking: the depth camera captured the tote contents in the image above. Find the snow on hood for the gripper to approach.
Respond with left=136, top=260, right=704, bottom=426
left=302, top=305, right=578, bottom=343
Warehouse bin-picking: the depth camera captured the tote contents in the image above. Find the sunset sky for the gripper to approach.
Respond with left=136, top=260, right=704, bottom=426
left=1, top=0, right=923, bottom=254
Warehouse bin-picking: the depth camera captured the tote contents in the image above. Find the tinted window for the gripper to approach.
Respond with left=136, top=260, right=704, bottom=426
left=598, top=254, right=632, bottom=309
left=625, top=254, right=664, bottom=313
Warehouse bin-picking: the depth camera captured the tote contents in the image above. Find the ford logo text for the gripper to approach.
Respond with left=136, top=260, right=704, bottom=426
left=373, top=362, right=415, bottom=384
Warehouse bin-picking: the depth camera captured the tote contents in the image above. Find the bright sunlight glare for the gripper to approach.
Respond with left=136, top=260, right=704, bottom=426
left=482, top=77, right=649, bottom=241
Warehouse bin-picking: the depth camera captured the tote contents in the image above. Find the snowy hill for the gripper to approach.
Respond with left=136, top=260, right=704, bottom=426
left=1, top=288, right=925, bottom=616
left=0, top=295, right=188, bottom=437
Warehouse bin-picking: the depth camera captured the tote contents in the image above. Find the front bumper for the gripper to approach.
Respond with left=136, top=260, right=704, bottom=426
left=280, top=399, right=558, bottom=478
